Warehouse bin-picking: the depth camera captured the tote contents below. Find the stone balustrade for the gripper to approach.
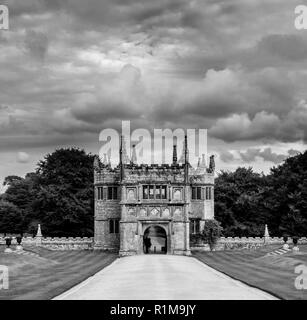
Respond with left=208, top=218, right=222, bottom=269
left=0, top=236, right=94, bottom=250
left=191, top=236, right=307, bottom=251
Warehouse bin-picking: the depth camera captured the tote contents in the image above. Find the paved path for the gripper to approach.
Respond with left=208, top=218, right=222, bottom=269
left=54, top=255, right=277, bottom=300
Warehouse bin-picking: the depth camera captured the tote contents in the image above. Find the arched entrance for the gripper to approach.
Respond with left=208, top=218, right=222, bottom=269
left=143, top=225, right=167, bottom=254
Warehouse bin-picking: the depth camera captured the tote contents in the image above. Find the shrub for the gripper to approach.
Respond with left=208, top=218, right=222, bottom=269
left=201, top=219, right=223, bottom=251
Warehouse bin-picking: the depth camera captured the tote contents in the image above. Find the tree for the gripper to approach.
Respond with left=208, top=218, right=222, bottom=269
left=214, top=151, right=307, bottom=237
left=265, top=151, right=307, bottom=236
left=1, top=148, right=95, bottom=236
left=32, top=148, right=95, bottom=236
left=215, top=167, right=267, bottom=236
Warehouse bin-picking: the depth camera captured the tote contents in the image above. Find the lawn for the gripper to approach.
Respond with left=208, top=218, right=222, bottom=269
left=193, top=244, right=307, bottom=300
left=0, top=246, right=117, bottom=300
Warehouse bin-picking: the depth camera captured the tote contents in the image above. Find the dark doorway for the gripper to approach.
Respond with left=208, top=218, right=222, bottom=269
left=143, top=225, right=167, bottom=254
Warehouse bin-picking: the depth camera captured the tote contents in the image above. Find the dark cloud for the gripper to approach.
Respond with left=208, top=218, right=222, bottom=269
left=239, top=148, right=299, bottom=164
left=257, top=34, right=307, bottom=62
left=24, top=30, right=49, bottom=61
left=219, top=150, right=235, bottom=163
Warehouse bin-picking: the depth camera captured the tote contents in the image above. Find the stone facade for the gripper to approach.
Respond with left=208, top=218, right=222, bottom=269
left=94, top=137, right=215, bottom=256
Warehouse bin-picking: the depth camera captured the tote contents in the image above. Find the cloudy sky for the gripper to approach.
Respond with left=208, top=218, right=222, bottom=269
left=1, top=0, right=307, bottom=189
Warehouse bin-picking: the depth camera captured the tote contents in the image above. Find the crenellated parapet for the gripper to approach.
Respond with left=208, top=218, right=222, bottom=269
left=94, top=161, right=214, bottom=185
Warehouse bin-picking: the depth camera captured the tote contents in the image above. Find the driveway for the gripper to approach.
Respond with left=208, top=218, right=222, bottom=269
left=54, top=255, right=277, bottom=300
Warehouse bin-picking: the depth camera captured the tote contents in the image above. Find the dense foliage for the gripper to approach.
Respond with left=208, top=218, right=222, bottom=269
left=215, top=150, right=307, bottom=237
left=0, top=148, right=94, bottom=236
left=0, top=148, right=306, bottom=237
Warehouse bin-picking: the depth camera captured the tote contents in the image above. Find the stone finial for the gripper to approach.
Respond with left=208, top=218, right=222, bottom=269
left=36, top=224, right=42, bottom=237
left=194, top=157, right=202, bottom=175
left=208, top=155, right=215, bottom=173
left=201, top=154, right=207, bottom=168
left=172, top=145, right=177, bottom=165
left=102, top=153, right=108, bottom=166
left=264, top=224, right=270, bottom=244
left=122, top=137, right=130, bottom=164
left=131, top=144, right=137, bottom=164
left=264, top=224, right=270, bottom=238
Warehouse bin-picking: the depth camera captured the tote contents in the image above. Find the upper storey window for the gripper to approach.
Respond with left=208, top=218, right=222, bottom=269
left=97, top=187, right=103, bottom=200
left=192, top=187, right=202, bottom=200
left=143, top=185, right=167, bottom=200
left=97, top=186, right=118, bottom=200
left=108, top=186, right=118, bottom=200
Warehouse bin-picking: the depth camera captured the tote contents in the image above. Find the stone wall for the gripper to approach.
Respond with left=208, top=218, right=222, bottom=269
left=0, top=236, right=93, bottom=250
left=191, top=236, right=307, bottom=251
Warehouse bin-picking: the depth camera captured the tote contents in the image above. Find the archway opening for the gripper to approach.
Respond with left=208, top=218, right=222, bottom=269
left=143, top=225, right=167, bottom=254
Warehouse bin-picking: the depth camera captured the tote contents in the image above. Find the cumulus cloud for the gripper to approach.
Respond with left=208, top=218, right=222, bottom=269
left=0, top=0, right=306, bottom=175
left=16, top=151, right=30, bottom=163
left=209, top=112, right=281, bottom=142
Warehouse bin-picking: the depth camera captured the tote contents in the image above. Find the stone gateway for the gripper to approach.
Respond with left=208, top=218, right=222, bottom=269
left=94, top=136, right=215, bottom=256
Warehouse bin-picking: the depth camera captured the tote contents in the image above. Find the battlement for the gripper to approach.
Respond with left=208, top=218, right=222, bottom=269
left=94, top=162, right=214, bottom=184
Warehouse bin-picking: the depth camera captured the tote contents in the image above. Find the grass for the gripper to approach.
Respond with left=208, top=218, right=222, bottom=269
left=0, top=245, right=117, bottom=300
left=193, top=244, right=307, bottom=300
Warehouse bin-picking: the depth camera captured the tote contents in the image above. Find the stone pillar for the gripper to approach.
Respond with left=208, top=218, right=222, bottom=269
left=184, top=220, right=191, bottom=255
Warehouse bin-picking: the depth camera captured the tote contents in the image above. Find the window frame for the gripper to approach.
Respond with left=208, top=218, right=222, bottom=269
left=107, top=186, right=118, bottom=200
left=109, top=218, right=120, bottom=234
left=205, top=187, right=212, bottom=200
left=97, top=186, right=104, bottom=200
left=192, top=186, right=202, bottom=200
left=190, top=218, right=200, bottom=234
left=142, top=185, right=168, bottom=200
